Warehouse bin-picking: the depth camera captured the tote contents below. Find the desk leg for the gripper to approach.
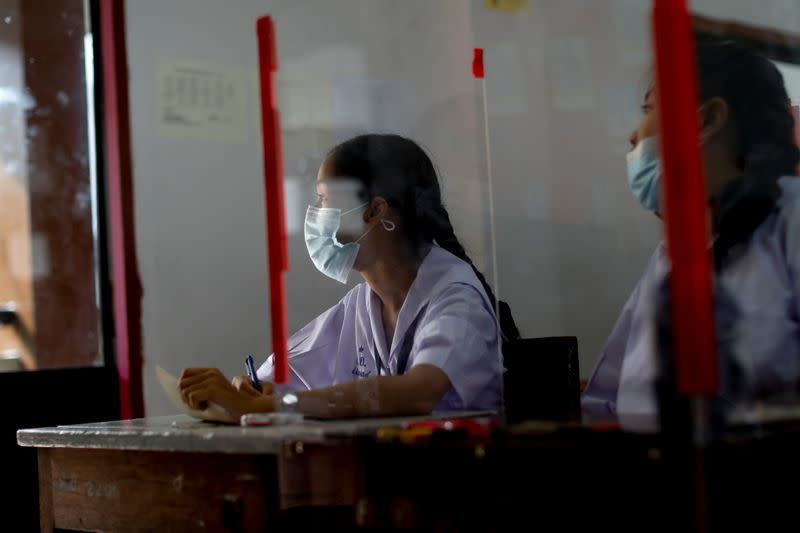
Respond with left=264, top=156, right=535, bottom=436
left=37, top=449, right=54, bottom=533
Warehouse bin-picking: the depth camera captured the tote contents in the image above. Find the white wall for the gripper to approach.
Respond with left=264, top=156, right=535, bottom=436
left=126, top=0, right=800, bottom=416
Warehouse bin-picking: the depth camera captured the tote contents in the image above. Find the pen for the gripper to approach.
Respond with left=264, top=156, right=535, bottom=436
left=245, top=355, right=262, bottom=392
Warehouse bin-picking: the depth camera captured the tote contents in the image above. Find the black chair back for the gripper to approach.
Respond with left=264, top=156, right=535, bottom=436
left=503, top=336, right=580, bottom=423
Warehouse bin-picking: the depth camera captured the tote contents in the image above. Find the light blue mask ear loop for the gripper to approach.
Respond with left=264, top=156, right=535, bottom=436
left=344, top=203, right=396, bottom=242
left=353, top=221, right=376, bottom=243
left=340, top=202, right=369, bottom=217
left=353, top=214, right=397, bottom=244
left=341, top=203, right=372, bottom=244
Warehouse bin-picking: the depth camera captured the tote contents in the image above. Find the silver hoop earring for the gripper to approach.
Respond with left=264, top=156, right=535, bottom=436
left=381, top=219, right=396, bottom=232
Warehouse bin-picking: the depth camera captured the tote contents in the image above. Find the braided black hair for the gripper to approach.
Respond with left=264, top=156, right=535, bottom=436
left=325, top=133, right=520, bottom=340
left=693, top=39, right=800, bottom=267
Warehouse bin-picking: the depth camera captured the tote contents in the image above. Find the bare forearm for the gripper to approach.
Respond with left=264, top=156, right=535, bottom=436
left=293, top=374, right=442, bottom=419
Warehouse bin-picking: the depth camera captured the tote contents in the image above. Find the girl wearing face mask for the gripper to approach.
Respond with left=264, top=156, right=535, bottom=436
left=582, top=39, right=800, bottom=429
left=179, top=134, right=518, bottom=420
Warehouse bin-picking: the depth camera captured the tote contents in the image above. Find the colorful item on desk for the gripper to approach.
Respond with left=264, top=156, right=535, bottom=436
left=589, top=421, right=621, bottom=433
left=376, top=428, right=404, bottom=440
left=652, top=0, right=718, bottom=395
left=406, top=419, right=496, bottom=439
left=376, top=419, right=496, bottom=444
left=256, top=16, right=289, bottom=385
left=376, top=426, right=435, bottom=444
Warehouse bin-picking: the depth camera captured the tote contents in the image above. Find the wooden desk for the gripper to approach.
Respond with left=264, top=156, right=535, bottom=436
left=17, top=413, right=490, bottom=531
left=23, top=413, right=800, bottom=532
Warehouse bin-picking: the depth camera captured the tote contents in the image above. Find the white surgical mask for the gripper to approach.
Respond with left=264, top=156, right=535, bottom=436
left=626, top=136, right=661, bottom=213
left=304, top=204, right=370, bottom=284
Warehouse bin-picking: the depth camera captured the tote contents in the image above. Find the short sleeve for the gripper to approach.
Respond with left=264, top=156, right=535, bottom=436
left=409, top=284, right=500, bottom=408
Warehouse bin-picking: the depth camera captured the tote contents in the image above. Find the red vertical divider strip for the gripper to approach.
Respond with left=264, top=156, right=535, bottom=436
left=256, top=17, right=289, bottom=384
left=652, top=0, right=718, bottom=395
left=100, top=0, right=144, bottom=418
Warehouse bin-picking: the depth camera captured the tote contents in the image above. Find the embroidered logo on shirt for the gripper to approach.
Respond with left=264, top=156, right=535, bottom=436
left=352, top=345, right=372, bottom=378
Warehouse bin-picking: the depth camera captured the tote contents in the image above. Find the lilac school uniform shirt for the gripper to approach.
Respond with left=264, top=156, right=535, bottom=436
left=258, top=246, right=503, bottom=411
left=583, top=177, right=800, bottom=430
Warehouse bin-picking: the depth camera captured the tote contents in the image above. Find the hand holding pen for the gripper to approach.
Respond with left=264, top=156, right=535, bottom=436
left=231, top=356, right=273, bottom=397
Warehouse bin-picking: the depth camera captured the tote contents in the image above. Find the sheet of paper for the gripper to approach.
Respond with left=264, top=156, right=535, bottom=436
left=155, top=366, right=235, bottom=424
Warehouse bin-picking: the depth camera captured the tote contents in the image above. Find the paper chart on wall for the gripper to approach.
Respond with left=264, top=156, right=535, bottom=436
left=156, top=59, right=246, bottom=142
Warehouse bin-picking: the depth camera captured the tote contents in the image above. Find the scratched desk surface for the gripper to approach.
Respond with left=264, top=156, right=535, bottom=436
left=17, top=412, right=494, bottom=454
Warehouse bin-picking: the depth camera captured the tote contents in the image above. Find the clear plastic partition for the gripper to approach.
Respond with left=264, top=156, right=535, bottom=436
left=137, top=0, right=800, bottom=430
left=686, top=3, right=800, bottom=428
left=476, top=0, right=660, bottom=426
left=269, top=0, right=505, bottom=418
left=480, top=0, right=800, bottom=433
left=117, top=0, right=800, bottom=529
